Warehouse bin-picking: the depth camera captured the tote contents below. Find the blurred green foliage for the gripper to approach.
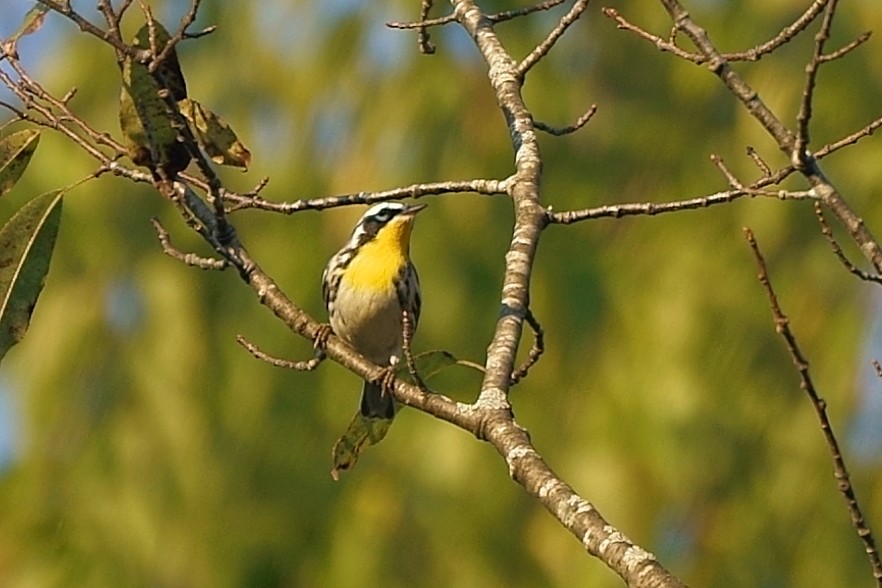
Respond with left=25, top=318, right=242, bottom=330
left=0, top=1, right=881, bottom=586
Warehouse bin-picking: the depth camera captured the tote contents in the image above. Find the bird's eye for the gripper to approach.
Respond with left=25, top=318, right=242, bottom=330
left=362, top=203, right=405, bottom=228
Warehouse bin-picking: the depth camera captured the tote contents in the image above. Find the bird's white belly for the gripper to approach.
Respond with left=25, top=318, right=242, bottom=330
left=331, top=283, right=403, bottom=365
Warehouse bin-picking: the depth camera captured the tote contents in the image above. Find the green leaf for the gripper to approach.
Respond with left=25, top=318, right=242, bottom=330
left=14, top=4, right=50, bottom=38
left=119, top=20, right=190, bottom=174
left=330, top=412, right=393, bottom=481
left=1, top=4, right=50, bottom=58
left=179, top=98, right=252, bottom=169
left=133, top=19, right=187, bottom=101
left=0, top=189, right=64, bottom=362
left=0, top=130, right=40, bottom=198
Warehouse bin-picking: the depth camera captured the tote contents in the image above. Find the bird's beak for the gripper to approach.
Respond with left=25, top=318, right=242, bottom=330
left=403, top=203, right=427, bottom=216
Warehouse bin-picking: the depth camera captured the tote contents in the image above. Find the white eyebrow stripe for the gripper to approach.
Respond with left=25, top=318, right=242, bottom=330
left=362, top=202, right=406, bottom=221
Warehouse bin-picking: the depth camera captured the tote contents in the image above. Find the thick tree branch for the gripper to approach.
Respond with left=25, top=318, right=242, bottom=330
left=452, top=0, right=544, bottom=410
left=447, top=2, right=683, bottom=585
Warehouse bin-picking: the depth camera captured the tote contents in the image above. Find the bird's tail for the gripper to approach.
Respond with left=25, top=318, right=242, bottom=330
left=330, top=381, right=396, bottom=479
left=360, top=380, right=397, bottom=420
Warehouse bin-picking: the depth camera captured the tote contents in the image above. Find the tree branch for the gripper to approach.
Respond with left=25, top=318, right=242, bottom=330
left=516, top=0, right=590, bottom=78
left=653, top=0, right=882, bottom=273
left=445, top=2, right=684, bottom=585
left=225, top=178, right=509, bottom=214
left=745, top=228, right=882, bottom=584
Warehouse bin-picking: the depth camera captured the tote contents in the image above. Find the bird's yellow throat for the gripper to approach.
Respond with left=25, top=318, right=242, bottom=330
left=342, top=217, right=414, bottom=292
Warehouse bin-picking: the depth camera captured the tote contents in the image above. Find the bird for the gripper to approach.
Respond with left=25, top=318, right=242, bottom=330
left=321, top=201, right=426, bottom=425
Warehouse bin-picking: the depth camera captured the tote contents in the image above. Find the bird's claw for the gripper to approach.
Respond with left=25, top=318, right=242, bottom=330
left=314, top=323, right=333, bottom=350
left=376, top=366, right=397, bottom=398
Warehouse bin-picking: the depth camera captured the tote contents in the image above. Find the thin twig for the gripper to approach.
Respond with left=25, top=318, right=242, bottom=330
left=517, top=0, right=590, bottom=78
left=151, top=0, right=212, bottom=74
left=602, top=7, right=699, bottom=61
left=388, top=11, right=457, bottom=29
left=387, top=0, right=566, bottom=30
left=510, top=308, right=544, bottom=385
left=150, top=218, right=229, bottom=270
left=237, top=335, right=325, bottom=371
left=4, top=57, right=126, bottom=155
left=813, top=203, right=882, bottom=284
left=745, top=228, right=882, bottom=584
left=225, top=178, right=510, bottom=214
left=482, top=0, right=568, bottom=23
left=239, top=177, right=270, bottom=199
left=793, top=0, right=839, bottom=169
left=745, top=146, right=772, bottom=178
left=157, top=183, right=229, bottom=262
left=815, top=115, right=882, bottom=159
left=659, top=0, right=796, bottom=149
left=36, top=0, right=144, bottom=60
left=540, top=111, right=881, bottom=226
left=534, top=104, right=597, bottom=136
left=710, top=154, right=745, bottom=190
left=604, top=0, right=828, bottom=64
left=402, top=310, right=427, bottom=390
left=546, top=186, right=815, bottom=224
left=96, top=0, right=125, bottom=56
left=0, top=62, right=116, bottom=164
left=725, top=0, right=828, bottom=62
left=820, top=30, right=872, bottom=62
left=417, top=0, right=436, bottom=54
left=0, top=99, right=27, bottom=121
left=655, top=0, right=882, bottom=274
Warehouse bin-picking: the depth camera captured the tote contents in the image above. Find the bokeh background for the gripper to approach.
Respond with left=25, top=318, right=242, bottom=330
left=1, top=1, right=881, bottom=586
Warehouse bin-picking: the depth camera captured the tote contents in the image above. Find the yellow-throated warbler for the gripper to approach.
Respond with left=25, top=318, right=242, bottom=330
left=322, top=202, right=426, bottom=421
